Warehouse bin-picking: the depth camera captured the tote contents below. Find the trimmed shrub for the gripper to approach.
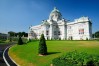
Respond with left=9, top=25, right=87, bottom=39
left=9, top=37, right=12, bottom=42
left=51, top=38, right=53, bottom=40
left=52, top=51, right=99, bottom=66
left=38, top=34, right=47, bottom=55
left=86, top=38, right=88, bottom=40
left=28, top=38, right=31, bottom=42
left=26, top=39, right=32, bottom=43
left=18, top=37, right=23, bottom=45
left=59, top=38, right=61, bottom=40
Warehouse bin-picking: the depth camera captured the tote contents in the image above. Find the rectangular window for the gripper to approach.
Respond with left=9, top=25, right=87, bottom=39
left=56, top=25, right=58, bottom=28
left=54, top=31, right=57, bottom=35
left=79, top=29, right=84, bottom=34
left=46, top=31, right=49, bottom=35
left=58, top=31, right=61, bottom=35
left=58, top=31, right=60, bottom=35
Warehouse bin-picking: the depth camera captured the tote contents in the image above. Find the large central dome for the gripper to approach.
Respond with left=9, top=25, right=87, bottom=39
left=49, top=7, right=62, bottom=21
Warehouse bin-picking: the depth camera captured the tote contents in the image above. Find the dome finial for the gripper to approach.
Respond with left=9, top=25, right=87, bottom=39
left=54, top=7, right=57, bottom=10
left=52, top=7, right=59, bottom=12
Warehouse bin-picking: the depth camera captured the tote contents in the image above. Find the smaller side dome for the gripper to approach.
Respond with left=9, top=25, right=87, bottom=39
left=42, top=20, right=50, bottom=25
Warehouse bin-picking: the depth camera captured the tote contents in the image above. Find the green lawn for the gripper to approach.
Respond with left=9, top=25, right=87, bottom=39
left=0, top=40, right=7, bottom=44
left=0, top=40, right=12, bottom=44
left=9, top=40, right=99, bottom=66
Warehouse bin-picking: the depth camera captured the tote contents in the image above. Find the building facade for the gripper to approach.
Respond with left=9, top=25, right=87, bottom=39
left=0, top=33, right=8, bottom=40
left=28, top=7, right=92, bottom=40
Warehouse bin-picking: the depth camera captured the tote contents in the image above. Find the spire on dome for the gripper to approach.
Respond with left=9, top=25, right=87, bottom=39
left=51, top=7, right=59, bottom=13
left=54, top=7, right=57, bottom=10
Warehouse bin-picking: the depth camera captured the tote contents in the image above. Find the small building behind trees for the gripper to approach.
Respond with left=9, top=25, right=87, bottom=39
left=0, top=33, right=8, bottom=40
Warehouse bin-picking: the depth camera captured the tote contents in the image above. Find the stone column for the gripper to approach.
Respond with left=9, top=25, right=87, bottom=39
left=62, top=22, right=66, bottom=40
left=44, top=25, right=47, bottom=39
left=86, top=22, right=92, bottom=40
left=62, top=25, right=65, bottom=40
left=50, top=24, right=53, bottom=40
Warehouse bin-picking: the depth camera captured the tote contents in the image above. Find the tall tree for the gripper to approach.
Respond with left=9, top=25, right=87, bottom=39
left=18, top=32, right=22, bottom=37
left=18, top=36, right=23, bottom=45
left=8, top=31, right=15, bottom=37
left=95, top=31, right=99, bottom=38
left=38, top=34, right=47, bottom=55
left=17, top=32, right=28, bottom=37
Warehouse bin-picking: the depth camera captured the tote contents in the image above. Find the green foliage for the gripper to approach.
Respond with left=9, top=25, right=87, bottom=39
left=18, top=37, right=23, bottom=45
left=86, top=37, right=88, bottom=40
left=0, top=40, right=5, bottom=43
left=52, top=51, right=99, bottom=66
left=9, top=37, right=12, bottom=42
left=95, top=31, right=99, bottom=38
left=9, top=41, right=99, bottom=66
left=8, top=31, right=15, bottom=37
left=0, top=39, right=10, bottom=44
left=71, top=36, right=73, bottom=40
left=26, top=39, right=32, bottom=43
left=12, top=37, right=18, bottom=41
left=86, top=60, right=94, bottom=66
left=58, top=38, right=61, bottom=40
left=8, top=31, right=28, bottom=37
left=93, top=31, right=99, bottom=38
left=51, top=38, right=53, bottom=40
left=29, top=39, right=32, bottom=42
left=38, top=34, right=47, bottom=55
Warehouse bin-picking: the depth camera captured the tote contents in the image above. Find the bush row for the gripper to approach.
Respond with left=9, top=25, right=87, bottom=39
left=52, top=51, right=99, bottom=66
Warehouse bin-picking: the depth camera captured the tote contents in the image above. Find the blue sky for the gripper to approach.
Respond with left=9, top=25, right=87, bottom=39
left=0, top=0, right=99, bottom=33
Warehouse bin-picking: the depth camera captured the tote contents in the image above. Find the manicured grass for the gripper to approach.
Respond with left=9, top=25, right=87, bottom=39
left=0, top=40, right=13, bottom=44
left=9, top=40, right=99, bottom=66
left=0, top=40, right=7, bottom=44
left=0, top=40, right=5, bottom=43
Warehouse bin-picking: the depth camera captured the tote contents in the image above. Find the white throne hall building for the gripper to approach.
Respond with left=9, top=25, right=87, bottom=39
left=28, top=7, right=92, bottom=40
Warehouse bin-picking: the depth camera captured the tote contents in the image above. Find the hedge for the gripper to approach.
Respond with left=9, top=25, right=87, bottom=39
left=52, top=51, right=99, bottom=66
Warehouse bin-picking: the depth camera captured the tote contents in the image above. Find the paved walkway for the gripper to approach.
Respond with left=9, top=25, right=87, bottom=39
left=0, top=44, right=10, bottom=66
left=0, top=50, right=6, bottom=66
left=0, top=43, right=17, bottom=66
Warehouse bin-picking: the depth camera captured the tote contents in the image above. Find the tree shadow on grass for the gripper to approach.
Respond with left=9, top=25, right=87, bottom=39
left=47, top=52, right=61, bottom=55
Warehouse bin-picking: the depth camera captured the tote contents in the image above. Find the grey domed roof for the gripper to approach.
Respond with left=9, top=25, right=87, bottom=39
left=49, top=7, right=62, bottom=21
